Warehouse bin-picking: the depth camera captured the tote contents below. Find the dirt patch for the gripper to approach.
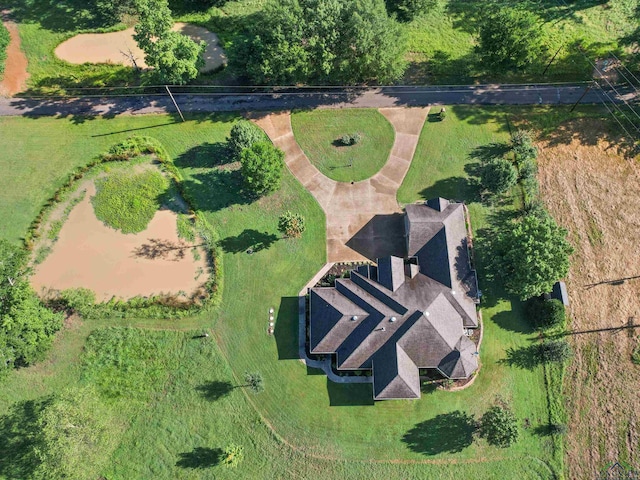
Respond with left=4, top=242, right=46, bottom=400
left=0, top=15, right=29, bottom=96
left=54, top=22, right=225, bottom=72
left=537, top=118, right=640, bottom=477
left=31, top=181, right=208, bottom=301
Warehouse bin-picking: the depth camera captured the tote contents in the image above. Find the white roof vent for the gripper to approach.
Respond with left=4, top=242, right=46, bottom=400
left=351, top=316, right=358, bottom=321
left=390, top=316, right=397, bottom=322
left=424, top=311, right=430, bottom=317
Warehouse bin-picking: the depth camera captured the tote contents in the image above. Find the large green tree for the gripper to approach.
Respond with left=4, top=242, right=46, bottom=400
left=480, top=404, right=519, bottom=448
left=240, top=142, right=285, bottom=196
left=0, top=240, right=62, bottom=374
left=476, top=8, right=545, bottom=71
left=495, top=214, right=573, bottom=300
left=386, top=0, right=431, bottom=22
left=231, top=0, right=407, bottom=84
left=134, top=0, right=204, bottom=84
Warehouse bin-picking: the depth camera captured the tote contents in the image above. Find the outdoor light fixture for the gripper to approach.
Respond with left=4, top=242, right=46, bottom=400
left=269, top=315, right=274, bottom=321
left=269, top=308, right=274, bottom=314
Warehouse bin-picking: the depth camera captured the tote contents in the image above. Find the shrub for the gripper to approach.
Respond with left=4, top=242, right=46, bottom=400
left=340, top=133, right=362, bottom=146
left=526, top=298, right=566, bottom=330
left=632, top=342, right=640, bottom=365
left=278, top=211, right=306, bottom=238
left=60, top=288, right=97, bottom=317
left=518, top=156, right=538, bottom=181
left=386, top=0, right=432, bottom=22
left=549, top=423, right=568, bottom=435
left=244, top=371, right=264, bottom=393
left=511, top=130, right=538, bottom=165
left=240, top=141, right=285, bottom=196
left=222, top=444, right=244, bottom=468
left=539, top=339, right=572, bottom=363
left=0, top=23, right=9, bottom=80
left=480, top=404, right=519, bottom=447
left=227, top=121, right=267, bottom=159
left=481, top=158, right=518, bottom=196
left=438, top=109, right=447, bottom=121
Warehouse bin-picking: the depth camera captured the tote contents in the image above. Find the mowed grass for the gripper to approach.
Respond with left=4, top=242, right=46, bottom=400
left=0, top=110, right=571, bottom=478
left=291, top=109, right=395, bottom=182
left=92, top=168, right=169, bottom=234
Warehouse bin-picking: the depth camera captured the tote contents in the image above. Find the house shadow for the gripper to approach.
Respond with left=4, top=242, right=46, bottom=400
left=273, top=296, right=301, bottom=360
left=402, top=411, right=477, bottom=456
left=175, top=447, right=223, bottom=469
left=218, top=229, right=279, bottom=254
left=345, top=213, right=406, bottom=261
left=327, top=379, right=375, bottom=407
left=195, top=381, right=235, bottom=401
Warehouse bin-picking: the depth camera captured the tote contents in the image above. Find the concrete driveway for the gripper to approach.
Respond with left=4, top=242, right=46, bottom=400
left=253, top=107, right=430, bottom=262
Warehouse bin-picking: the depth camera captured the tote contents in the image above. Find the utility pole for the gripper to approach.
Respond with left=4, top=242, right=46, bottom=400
left=570, top=82, right=594, bottom=113
left=542, top=44, right=563, bottom=76
left=165, top=85, right=185, bottom=122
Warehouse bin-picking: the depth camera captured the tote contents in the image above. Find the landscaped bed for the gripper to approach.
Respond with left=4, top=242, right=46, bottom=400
left=291, top=108, right=395, bottom=182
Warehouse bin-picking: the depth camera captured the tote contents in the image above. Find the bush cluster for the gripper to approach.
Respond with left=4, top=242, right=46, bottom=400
left=278, top=211, right=306, bottom=238
left=227, top=121, right=268, bottom=160
left=479, top=403, right=519, bottom=448
left=0, top=23, right=9, bottom=79
left=526, top=298, right=566, bottom=330
left=539, top=339, right=572, bottom=363
left=340, top=133, right=362, bottom=146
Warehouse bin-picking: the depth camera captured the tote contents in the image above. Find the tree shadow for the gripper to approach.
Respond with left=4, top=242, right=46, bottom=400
left=0, top=398, right=51, bottom=478
left=174, top=142, right=231, bottom=169
left=218, top=229, right=278, bottom=254
left=326, top=380, right=374, bottom=406
left=402, top=411, right=477, bottom=455
left=132, top=239, right=196, bottom=261
left=469, top=142, right=512, bottom=164
left=274, top=296, right=300, bottom=360
left=492, top=307, right=535, bottom=334
left=500, top=344, right=542, bottom=370
left=418, top=176, right=480, bottom=204
left=175, top=447, right=223, bottom=469
left=195, top=381, right=235, bottom=401
left=180, top=168, right=253, bottom=213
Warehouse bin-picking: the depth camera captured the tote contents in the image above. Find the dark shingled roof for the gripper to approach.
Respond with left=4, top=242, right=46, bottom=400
left=308, top=200, right=479, bottom=400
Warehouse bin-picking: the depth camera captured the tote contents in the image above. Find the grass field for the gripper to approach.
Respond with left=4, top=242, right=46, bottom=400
left=291, top=109, right=395, bottom=182
left=0, top=108, right=599, bottom=478
left=92, top=168, right=169, bottom=233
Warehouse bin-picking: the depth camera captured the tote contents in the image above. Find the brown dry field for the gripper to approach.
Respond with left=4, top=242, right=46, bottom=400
left=54, top=23, right=226, bottom=72
left=537, top=118, right=640, bottom=478
left=31, top=181, right=207, bottom=301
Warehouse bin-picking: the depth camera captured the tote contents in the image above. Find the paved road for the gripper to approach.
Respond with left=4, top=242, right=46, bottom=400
left=0, top=84, right=607, bottom=118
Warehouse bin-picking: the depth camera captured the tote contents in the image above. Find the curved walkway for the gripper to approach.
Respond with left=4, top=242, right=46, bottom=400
left=253, top=107, right=430, bottom=262
left=0, top=12, right=28, bottom=97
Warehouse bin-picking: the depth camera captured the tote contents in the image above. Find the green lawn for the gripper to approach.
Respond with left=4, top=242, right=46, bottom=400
left=291, top=109, right=395, bottom=182
left=0, top=109, right=579, bottom=478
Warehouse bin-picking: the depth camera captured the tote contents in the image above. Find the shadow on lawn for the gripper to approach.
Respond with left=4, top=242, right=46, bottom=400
left=402, top=411, right=477, bottom=455
left=218, top=229, right=279, bottom=254
left=0, top=398, right=51, bottom=478
left=327, top=380, right=374, bottom=407
left=418, top=176, right=480, bottom=204
left=196, top=381, right=235, bottom=401
left=500, top=344, right=542, bottom=370
left=176, top=447, right=223, bottom=469
left=174, top=142, right=231, bottom=169
left=274, top=296, right=300, bottom=360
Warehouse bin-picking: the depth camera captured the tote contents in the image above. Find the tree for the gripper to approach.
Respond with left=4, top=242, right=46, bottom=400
left=495, top=214, right=573, bottom=300
left=222, top=443, right=244, bottom=468
left=243, top=371, right=264, bottom=393
left=33, top=386, right=118, bottom=480
left=134, top=0, right=205, bottom=84
left=227, top=121, right=267, bottom=159
left=386, top=0, right=431, bottom=22
left=481, top=158, right=518, bottom=196
left=480, top=404, right=519, bottom=447
left=476, top=8, right=545, bottom=71
left=525, top=298, right=566, bottom=330
left=0, top=240, right=63, bottom=373
left=539, top=339, right=572, bottom=363
left=278, top=211, right=306, bottom=238
left=240, top=142, right=285, bottom=196
left=230, top=0, right=407, bottom=85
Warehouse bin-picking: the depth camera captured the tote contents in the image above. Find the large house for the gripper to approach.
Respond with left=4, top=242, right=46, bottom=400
left=308, top=198, right=480, bottom=400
